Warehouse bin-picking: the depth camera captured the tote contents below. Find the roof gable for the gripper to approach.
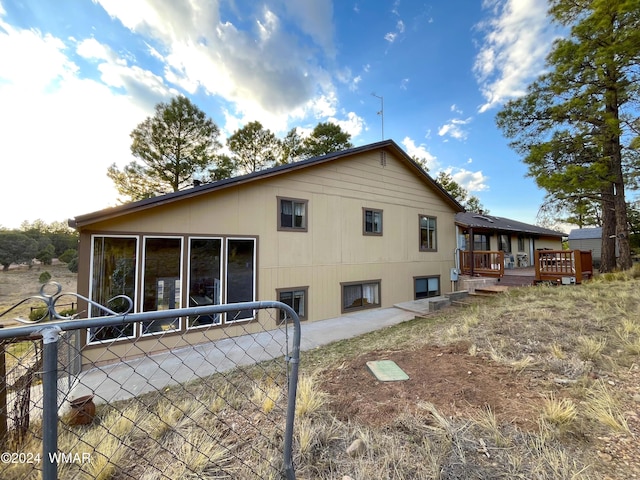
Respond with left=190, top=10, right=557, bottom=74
left=70, top=140, right=464, bottom=228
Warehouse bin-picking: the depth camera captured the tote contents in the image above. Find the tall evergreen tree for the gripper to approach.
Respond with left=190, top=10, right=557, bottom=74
left=301, top=122, right=353, bottom=158
left=226, top=121, right=281, bottom=173
left=108, top=96, right=221, bottom=201
left=496, top=0, right=640, bottom=271
left=279, top=127, right=305, bottom=164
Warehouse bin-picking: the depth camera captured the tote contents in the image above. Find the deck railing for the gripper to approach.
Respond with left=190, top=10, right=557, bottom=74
left=534, top=249, right=593, bottom=284
left=459, top=250, right=504, bottom=277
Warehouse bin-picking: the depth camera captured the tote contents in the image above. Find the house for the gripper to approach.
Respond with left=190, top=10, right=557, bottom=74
left=455, top=212, right=564, bottom=269
left=70, top=140, right=464, bottom=366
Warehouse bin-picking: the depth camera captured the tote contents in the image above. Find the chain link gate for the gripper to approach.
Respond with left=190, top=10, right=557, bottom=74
left=0, top=283, right=301, bottom=479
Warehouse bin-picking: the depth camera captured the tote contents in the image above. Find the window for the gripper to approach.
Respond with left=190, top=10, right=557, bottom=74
left=277, top=287, right=308, bottom=321
left=89, top=236, right=137, bottom=342
left=498, top=234, right=512, bottom=252
left=188, top=238, right=222, bottom=328
left=414, top=276, right=440, bottom=299
left=473, top=233, right=491, bottom=251
left=342, top=280, right=381, bottom=312
left=363, top=208, right=383, bottom=235
left=226, top=238, right=256, bottom=321
left=419, top=215, right=437, bottom=251
left=141, top=237, right=183, bottom=335
left=278, top=197, right=307, bottom=231
left=518, top=235, right=525, bottom=252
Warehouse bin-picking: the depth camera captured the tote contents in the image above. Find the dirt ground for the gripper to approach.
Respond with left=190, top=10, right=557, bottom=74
left=321, top=339, right=640, bottom=479
left=0, top=263, right=78, bottom=326
left=322, top=340, right=545, bottom=430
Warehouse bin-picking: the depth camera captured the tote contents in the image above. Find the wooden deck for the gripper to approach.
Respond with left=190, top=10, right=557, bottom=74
left=534, top=250, right=593, bottom=284
left=460, top=250, right=593, bottom=287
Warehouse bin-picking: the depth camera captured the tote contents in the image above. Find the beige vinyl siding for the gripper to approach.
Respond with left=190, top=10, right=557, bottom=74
left=534, top=236, right=563, bottom=250
left=77, top=149, right=459, bottom=364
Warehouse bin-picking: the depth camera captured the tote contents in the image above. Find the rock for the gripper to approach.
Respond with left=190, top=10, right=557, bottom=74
left=346, top=438, right=366, bottom=457
left=632, top=394, right=640, bottom=403
left=597, top=451, right=613, bottom=462
left=342, top=476, right=355, bottom=480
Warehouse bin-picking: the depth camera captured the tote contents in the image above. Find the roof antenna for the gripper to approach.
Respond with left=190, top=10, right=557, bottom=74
left=371, top=92, right=384, bottom=140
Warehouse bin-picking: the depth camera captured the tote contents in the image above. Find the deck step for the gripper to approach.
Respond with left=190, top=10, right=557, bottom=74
left=474, top=285, right=510, bottom=294
left=497, top=276, right=535, bottom=287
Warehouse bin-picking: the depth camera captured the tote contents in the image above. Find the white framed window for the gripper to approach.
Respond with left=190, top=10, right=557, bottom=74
left=88, top=235, right=138, bottom=343
left=141, top=236, right=183, bottom=335
left=187, top=237, right=223, bottom=329
left=225, top=238, right=256, bottom=322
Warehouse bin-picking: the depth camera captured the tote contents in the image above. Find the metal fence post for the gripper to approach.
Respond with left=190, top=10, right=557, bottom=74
left=41, top=327, right=61, bottom=480
left=0, top=339, right=6, bottom=449
left=283, top=312, right=301, bottom=480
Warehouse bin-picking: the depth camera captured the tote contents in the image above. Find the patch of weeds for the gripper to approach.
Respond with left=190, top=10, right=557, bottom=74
left=584, top=380, right=630, bottom=433
left=576, top=336, right=606, bottom=362
left=296, top=374, right=327, bottom=418
left=541, top=393, right=577, bottom=431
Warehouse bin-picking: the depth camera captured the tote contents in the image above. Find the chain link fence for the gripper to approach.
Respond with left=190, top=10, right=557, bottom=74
left=0, top=299, right=301, bottom=480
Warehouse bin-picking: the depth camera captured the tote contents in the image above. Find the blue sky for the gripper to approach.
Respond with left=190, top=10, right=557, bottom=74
left=0, top=0, right=564, bottom=230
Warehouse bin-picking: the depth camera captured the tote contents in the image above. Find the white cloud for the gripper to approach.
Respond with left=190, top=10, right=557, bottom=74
left=438, top=117, right=472, bottom=141
left=391, top=0, right=401, bottom=16
left=384, top=7, right=405, bottom=44
left=283, top=0, right=335, bottom=56
left=350, top=75, right=362, bottom=91
left=0, top=12, right=154, bottom=228
left=0, top=18, right=77, bottom=90
left=400, top=78, right=409, bottom=90
left=450, top=168, right=489, bottom=192
left=76, top=37, right=112, bottom=61
left=309, top=92, right=338, bottom=119
left=76, top=37, right=175, bottom=110
left=401, top=137, right=439, bottom=171
left=95, top=0, right=337, bottom=133
left=450, top=104, right=463, bottom=114
left=330, top=111, right=365, bottom=138
left=474, top=0, right=562, bottom=112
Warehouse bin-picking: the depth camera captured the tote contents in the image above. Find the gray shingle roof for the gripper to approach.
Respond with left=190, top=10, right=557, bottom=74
left=455, top=212, right=565, bottom=237
left=568, top=227, right=602, bottom=240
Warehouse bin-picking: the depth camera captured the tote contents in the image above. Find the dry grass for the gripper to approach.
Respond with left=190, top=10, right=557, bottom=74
left=541, top=393, right=577, bottom=430
left=3, top=270, right=640, bottom=479
left=0, top=263, right=77, bottom=324
left=584, top=380, right=631, bottom=434
left=295, top=374, right=327, bottom=418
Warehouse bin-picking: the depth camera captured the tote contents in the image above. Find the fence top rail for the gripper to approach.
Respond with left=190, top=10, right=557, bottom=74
left=0, top=300, right=300, bottom=341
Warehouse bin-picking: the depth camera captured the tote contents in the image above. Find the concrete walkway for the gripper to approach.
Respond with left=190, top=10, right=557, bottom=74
left=69, top=302, right=431, bottom=406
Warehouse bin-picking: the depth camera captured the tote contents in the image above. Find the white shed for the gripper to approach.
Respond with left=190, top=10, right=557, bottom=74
left=568, top=228, right=602, bottom=265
